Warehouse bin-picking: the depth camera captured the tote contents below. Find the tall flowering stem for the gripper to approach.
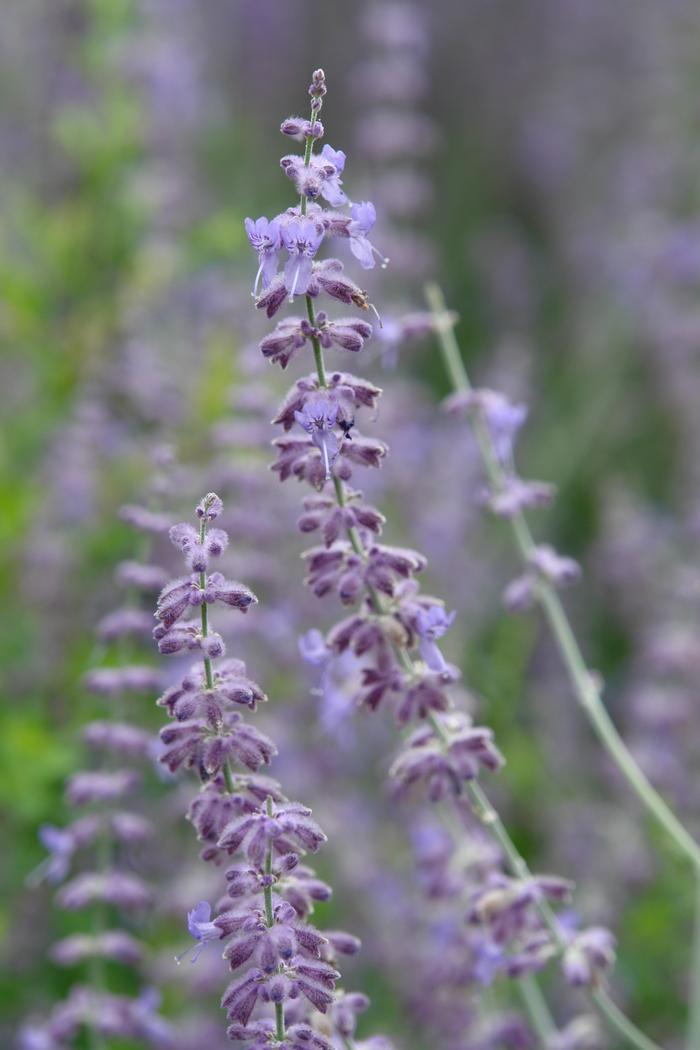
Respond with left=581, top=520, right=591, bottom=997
left=424, top=282, right=700, bottom=874
left=154, top=492, right=392, bottom=1050
left=20, top=501, right=174, bottom=1050
left=426, top=280, right=700, bottom=1050
left=246, top=69, right=660, bottom=1050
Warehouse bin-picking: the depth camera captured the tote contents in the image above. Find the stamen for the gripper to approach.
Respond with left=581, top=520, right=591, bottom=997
left=252, top=257, right=265, bottom=298
left=320, top=437, right=332, bottom=481
left=368, top=302, right=383, bottom=328
left=288, top=260, right=301, bottom=302
left=371, top=244, right=390, bottom=269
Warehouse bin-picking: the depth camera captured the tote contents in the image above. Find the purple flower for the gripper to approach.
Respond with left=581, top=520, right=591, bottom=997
left=244, top=217, right=282, bottom=297
left=17, top=1026, right=58, bottom=1050
left=282, top=218, right=324, bottom=300
left=175, top=900, right=221, bottom=964
left=562, top=927, right=616, bottom=987
left=415, top=605, right=456, bottom=672
left=444, top=389, right=527, bottom=465
left=348, top=201, right=388, bottom=269
left=28, top=826, right=76, bottom=887
left=299, top=628, right=330, bottom=666
left=131, top=987, right=174, bottom=1045
left=57, top=871, right=152, bottom=910
left=482, top=397, right=527, bottom=464
left=294, top=398, right=340, bottom=481
left=317, top=144, right=347, bottom=205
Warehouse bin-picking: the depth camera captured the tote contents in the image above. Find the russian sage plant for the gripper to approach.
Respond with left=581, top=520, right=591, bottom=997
left=20, top=503, right=172, bottom=1050
left=426, top=282, right=700, bottom=1047
left=153, top=491, right=392, bottom=1050
left=244, top=69, right=662, bottom=1050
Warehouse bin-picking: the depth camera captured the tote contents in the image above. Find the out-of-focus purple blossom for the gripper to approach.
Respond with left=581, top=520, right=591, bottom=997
left=299, top=628, right=329, bottom=666
left=415, top=605, right=456, bottom=672
left=29, top=826, right=76, bottom=887
left=444, top=388, right=527, bottom=466
left=562, top=927, right=616, bottom=987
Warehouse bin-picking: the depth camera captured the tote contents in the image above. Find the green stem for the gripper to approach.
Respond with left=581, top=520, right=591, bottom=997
left=517, top=975, right=557, bottom=1047
left=466, top=780, right=662, bottom=1050
left=198, top=519, right=214, bottom=690
left=592, top=989, right=665, bottom=1050
left=263, top=797, right=275, bottom=927
left=425, top=282, right=700, bottom=872
left=687, top=875, right=700, bottom=1050
left=263, top=797, right=285, bottom=1041
left=307, top=295, right=328, bottom=388
left=299, top=101, right=316, bottom=216
left=305, top=310, right=658, bottom=1050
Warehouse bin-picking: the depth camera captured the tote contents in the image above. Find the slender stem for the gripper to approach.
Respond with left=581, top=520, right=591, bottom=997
left=425, top=281, right=700, bottom=872
left=304, top=311, right=658, bottom=1050
left=199, top=518, right=214, bottom=691
left=299, top=101, right=316, bottom=216
left=263, top=796, right=285, bottom=1041
left=306, top=295, right=328, bottom=388
left=687, top=875, right=700, bottom=1050
left=517, top=975, right=557, bottom=1046
left=263, top=797, right=275, bottom=927
left=592, top=990, right=665, bottom=1050
left=466, top=780, right=662, bottom=1050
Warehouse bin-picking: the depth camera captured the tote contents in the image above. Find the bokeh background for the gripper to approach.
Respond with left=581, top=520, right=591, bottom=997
left=3, top=0, right=700, bottom=1046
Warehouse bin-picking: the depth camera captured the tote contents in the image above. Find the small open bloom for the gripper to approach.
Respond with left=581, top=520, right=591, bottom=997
left=348, top=201, right=389, bottom=269
left=294, top=398, right=340, bottom=480
left=562, top=927, right=616, bottom=987
left=28, top=826, right=76, bottom=887
left=175, top=900, right=221, bottom=964
left=317, top=144, right=347, bottom=205
left=282, top=218, right=324, bottom=300
left=244, top=217, right=281, bottom=297
left=415, top=605, right=456, bottom=672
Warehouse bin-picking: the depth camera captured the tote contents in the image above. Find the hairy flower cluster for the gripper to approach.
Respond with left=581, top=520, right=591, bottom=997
left=21, top=503, right=173, bottom=1050
left=247, top=70, right=616, bottom=1029
left=155, top=491, right=393, bottom=1048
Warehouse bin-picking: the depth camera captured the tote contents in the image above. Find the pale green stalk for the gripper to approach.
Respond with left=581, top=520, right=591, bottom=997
left=424, top=281, right=700, bottom=872
left=688, top=875, right=700, bottom=1050
left=517, top=975, right=558, bottom=1045
left=197, top=513, right=236, bottom=795
left=263, top=796, right=285, bottom=1042
left=426, top=281, right=700, bottom=1048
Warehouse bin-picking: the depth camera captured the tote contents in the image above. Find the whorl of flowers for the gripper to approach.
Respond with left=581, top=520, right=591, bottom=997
left=243, top=70, right=635, bottom=1044
left=20, top=503, right=173, bottom=1050
left=154, top=492, right=393, bottom=1049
